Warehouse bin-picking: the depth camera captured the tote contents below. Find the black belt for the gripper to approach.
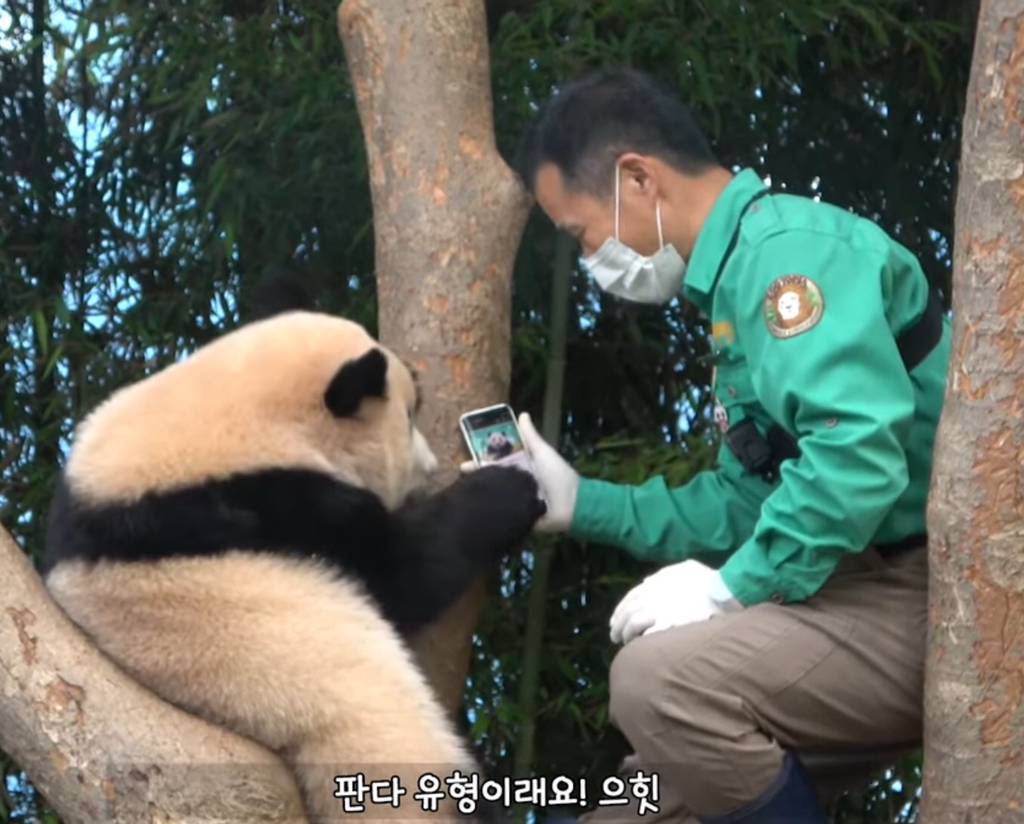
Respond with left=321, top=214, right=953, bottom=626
left=724, top=288, right=944, bottom=484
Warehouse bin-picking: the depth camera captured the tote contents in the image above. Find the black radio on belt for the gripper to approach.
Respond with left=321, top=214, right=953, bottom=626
left=724, top=420, right=801, bottom=485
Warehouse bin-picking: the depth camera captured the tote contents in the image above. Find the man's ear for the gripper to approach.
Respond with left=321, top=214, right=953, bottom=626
left=618, top=153, right=659, bottom=198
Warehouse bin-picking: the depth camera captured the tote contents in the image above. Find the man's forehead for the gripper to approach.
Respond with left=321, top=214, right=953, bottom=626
left=534, top=163, right=569, bottom=212
left=534, top=162, right=599, bottom=228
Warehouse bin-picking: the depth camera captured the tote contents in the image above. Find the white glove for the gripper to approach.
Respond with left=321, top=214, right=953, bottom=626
left=459, top=412, right=579, bottom=532
left=514, top=412, right=579, bottom=532
left=609, top=559, right=742, bottom=645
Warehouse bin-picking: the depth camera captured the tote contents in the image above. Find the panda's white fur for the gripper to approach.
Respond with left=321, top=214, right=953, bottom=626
left=44, top=311, right=543, bottom=822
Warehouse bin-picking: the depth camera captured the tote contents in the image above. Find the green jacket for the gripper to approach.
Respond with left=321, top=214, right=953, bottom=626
left=570, top=169, right=950, bottom=606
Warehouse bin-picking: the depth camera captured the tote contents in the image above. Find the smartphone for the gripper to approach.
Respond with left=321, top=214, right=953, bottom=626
left=459, top=403, right=533, bottom=471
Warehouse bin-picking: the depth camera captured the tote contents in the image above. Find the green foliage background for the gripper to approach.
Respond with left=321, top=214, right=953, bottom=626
left=1, top=1, right=974, bottom=821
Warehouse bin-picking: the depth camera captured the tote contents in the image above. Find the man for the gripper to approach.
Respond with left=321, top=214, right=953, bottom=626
left=512, top=68, right=950, bottom=823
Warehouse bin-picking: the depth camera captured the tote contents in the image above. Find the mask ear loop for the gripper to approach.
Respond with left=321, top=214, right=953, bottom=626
left=655, top=200, right=665, bottom=251
left=614, top=163, right=621, bottom=241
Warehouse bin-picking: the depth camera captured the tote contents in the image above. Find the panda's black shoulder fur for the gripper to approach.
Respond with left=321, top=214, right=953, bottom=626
left=45, top=464, right=544, bottom=636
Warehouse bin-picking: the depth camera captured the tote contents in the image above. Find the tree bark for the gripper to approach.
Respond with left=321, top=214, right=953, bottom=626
left=922, top=2, right=1024, bottom=821
left=337, top=0, right=531, bottom=711
left=0, top=526, right=307, bottom=824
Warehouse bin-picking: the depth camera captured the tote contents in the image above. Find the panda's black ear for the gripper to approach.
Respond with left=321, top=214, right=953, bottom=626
left=325, top=348, right=388, bottom=417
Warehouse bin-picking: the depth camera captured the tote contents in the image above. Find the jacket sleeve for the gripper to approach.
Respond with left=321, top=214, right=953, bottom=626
left=718, top=230, right=916, bottom=606
left=568, top=439, right=773, bottom=563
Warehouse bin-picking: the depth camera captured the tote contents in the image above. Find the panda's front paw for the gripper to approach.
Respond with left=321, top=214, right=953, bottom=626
left=457, top=466, right=547, bottom=549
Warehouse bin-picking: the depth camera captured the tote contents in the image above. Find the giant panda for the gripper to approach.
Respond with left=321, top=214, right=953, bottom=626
left=42, top=308, right=545, bottom=822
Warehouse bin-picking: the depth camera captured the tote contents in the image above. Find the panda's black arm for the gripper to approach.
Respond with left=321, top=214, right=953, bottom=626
left=356, top=466, right=545, bottom=635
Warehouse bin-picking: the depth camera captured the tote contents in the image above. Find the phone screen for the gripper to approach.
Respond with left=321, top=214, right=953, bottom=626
left=460, top=405, right=531, bottom=470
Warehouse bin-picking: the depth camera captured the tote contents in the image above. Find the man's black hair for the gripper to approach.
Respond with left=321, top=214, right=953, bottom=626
left=517, top=67, right=716, bottom=195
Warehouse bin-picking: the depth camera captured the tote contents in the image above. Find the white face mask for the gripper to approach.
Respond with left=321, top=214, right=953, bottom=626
left=580, top=165, right=687, bottom=304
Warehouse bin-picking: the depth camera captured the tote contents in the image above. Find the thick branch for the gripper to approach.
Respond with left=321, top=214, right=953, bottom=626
left=922, top=2, right=1024, bottom=822
left=337, top=0, right=531, bottom=710
left=0, top=526, right=306, bottom=823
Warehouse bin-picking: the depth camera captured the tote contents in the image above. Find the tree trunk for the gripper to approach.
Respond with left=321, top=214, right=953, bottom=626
left=0, top=526, right=307, bottom=824
left=337, top=0, right=530, bottom=711
left=922, top=2, right=1024, bottom=821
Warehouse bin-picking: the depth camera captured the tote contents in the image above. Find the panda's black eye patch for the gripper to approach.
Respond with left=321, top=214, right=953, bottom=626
left=325, top=348, right=388, bottom=417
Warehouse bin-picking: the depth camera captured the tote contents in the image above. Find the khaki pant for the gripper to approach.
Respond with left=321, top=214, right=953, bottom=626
left=583, top=546, right=927, bottom=822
